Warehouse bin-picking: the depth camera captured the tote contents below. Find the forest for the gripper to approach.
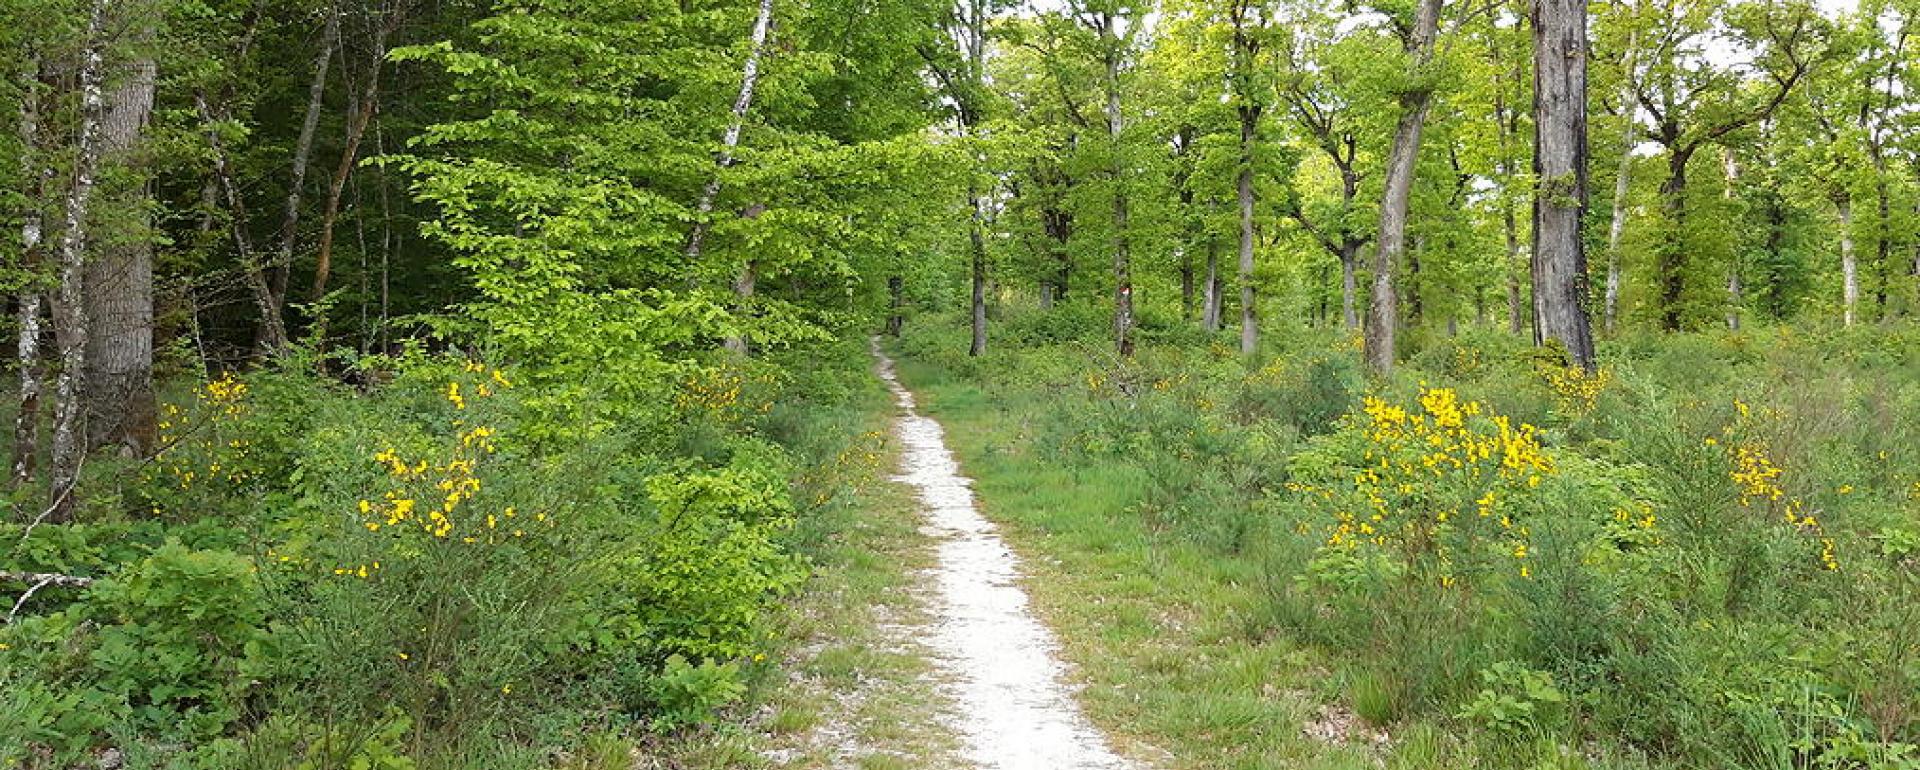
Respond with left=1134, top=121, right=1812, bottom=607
left=1, top=0, right=1917, bottom=767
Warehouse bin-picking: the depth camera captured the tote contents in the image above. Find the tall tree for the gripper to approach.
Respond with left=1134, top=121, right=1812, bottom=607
left=49, top=0, right=109, bottom=520
left=1598, top=23, right=1640, bottom=334
left=923, top=0, right=994, bottom=356
left=13, top=59, right=50, bottom=486
left=83, top=3, right=157, bottom=455
left=1364, top=0, right=1443, bottom=374
left=1067, top=0, right=1142, bottom=357
left=1229, top=0, right=1266, bottom=354
left=1634, top=0, right=1815, bottom=329
left=1274, top=10, right=1373, bottom=331
left=1530, top=0, right=1595, bottom=369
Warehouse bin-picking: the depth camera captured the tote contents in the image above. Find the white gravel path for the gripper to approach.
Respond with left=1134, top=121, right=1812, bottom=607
left=872, top=341, right=1138, bottom=770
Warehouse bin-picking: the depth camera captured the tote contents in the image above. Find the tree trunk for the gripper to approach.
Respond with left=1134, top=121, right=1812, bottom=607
left=1237, top=105, right=1258, bottom=355
left=1602, top=30, right=1638, bottom=335
left=1202, top=231, right=1223, bottom=332
left=1603, top=135, right=1633, bottom=334
left=1340, top=243, right=1359, bottom=330
left=1364, top=0, right=1441, bottom=375
left=13, top=65, right=48, bottom=487
left=1503, top=200, right=1523, bottom=334
left=1721, top=149, right=1742, bottom=330
left=686, top=0, right=776, bottom=261
left=199, top=96, right=285, bottom=359
left=886, top=275, right=904, bottom=336
left=260, top=7, right=339, bottom=353
left=1529, top=0, right=1595, bottom=370
left=1839, top=195, right=1856, bottom=327
left=1105, top=45, right=1133, bottom=358
left=84, top=40, right=156, bottom=457
left=723, top=260, right=757, bottom=354
left=1657, top=149, right=1692, bottom=330
left=49, top=0, right=110, bottom=521
left=968, top=190, right=988, bottom=356
left=1043, top=206, right=1071, bottom=304
left=1873, top=160, right=1891, bottom=318
left=311, top=7, right=398, bottom=305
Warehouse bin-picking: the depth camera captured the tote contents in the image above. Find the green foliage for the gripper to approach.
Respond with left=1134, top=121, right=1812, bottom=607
left=647, top=654, right=748, bottom=731
left=1457, top=663, right=1566, bottom=737
left=895, top=309, right=1920, bottom=768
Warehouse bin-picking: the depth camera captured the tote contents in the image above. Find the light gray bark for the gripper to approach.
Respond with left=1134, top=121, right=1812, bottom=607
left=49, top=0, right=111, bottom=521
left=13, top=65, right=48, bottom=487
left=1202, top=231, right=1223, bottom=332
left=1232, top=3, right=1261, bottom=355
left=83, top=29, right=157, bottom=456
left=1364, top=0, right=1441, bottom=375
left=1530, top=0, right=1595, bottom=370
left=686, top=0, right=776, bottom=261
left=1100, top=16, right=1133, bottom=358
left=1602, top=29, right=1638, bottom=335
left=1721, top=149, right=1742, bottom=331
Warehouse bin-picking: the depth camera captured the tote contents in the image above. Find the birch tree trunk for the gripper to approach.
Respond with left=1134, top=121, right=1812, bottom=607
left=13, top=64, right=49, bottom=487
left=84, top=35, right=156, bottom=456
left=1103, top=27, right=1133, bottom=358
left=1603, top=137, right=1633, bottom=334
left=49, top=0, right=111, bottom=521
left=1602, top=30, right=1638, bottom=335
left=1530, top=0, right=1595, bottom=370
left=687, top=0, right=775, bottom=262
left=1364, top=0, right=1441, bottom=375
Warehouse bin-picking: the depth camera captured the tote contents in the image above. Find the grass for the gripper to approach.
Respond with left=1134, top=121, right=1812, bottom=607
left=889, top=352, right=1382, bottom=770
left=670, top=362, right=960, bottom=769
left=883, top=312, right=1920, bottom=770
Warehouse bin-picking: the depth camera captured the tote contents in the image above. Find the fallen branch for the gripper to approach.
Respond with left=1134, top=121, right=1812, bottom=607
left=3, top=569, right=94, bottom=623
left=1, top=569, right=95, bottom=587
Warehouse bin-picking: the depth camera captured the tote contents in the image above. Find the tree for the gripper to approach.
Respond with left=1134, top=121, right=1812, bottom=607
left=1530, top=0, right=1595, bottom=369
left=1066, top=0, right=1144, bottom=357
left=1364, top=0, right=1443, bottom=374
left=1633, top=0, right=1816, bottom=330
left=920, top=0, right=996, bottom=356
left=1228, top=0, right=1269, bottom=354
left=48, top=0, right=110, bottom=521
left=1274, top=8, right=1376, bottom=331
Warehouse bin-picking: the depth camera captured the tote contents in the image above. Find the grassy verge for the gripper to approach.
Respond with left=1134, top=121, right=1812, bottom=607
left=885, top=309, right=1920, bottom=770
left=672, top=355, right=959, bottom=770
left=887, top=352, right=1386, bottom=770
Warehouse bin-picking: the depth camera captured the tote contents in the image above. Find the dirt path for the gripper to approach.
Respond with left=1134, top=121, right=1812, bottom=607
left=872, top=341, right=1138, bottom=770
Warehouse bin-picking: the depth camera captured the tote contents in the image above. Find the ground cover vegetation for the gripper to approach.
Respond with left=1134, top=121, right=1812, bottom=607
left=894, top=314, right=1920, bottom=768
left=3, top=0, right=1918, bottom=766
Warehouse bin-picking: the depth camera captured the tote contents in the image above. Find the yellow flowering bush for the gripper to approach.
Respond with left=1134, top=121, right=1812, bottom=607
left=1710, top=399, right=1839, bottom=571
left=138, top=373, right=269, bottom=520
left=1286, top=387, right=1558, bottom=587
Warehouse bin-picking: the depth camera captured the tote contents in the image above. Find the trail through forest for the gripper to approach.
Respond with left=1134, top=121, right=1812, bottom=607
left=872, top=340, right=1140, bottom=770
